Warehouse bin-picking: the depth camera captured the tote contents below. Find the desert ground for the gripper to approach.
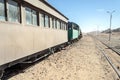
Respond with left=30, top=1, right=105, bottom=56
left=97, top=32, right=120, bottom=47
left=8, top=35, right=118, bottom=80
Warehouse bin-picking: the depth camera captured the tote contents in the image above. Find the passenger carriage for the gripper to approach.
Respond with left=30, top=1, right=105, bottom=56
left=0, top=0, right=68, bottom=78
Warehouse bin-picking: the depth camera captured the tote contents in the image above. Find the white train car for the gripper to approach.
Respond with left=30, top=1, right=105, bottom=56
left=0, top=0, right=68, bottom=78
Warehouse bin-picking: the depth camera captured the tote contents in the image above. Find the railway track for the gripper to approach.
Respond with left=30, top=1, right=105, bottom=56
left=97, top=36, right=120, bottom=56
left=91, top=35, right=120, bottom=79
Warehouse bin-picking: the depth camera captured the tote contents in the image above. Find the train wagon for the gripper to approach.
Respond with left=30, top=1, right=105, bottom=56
left=68, top=22, right=82, bottom=42
left=0, top=0, right=68, bottom=78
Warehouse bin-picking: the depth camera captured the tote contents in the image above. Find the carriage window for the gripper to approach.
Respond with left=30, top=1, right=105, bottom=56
left=41, top=14, right=45, bottom=27
left=62, top=22, right=65, bottom=30
left=57, top=20, right=60, bottom=29
left=61, top=22, right=63, bottom=30
left=61, top=22, right=63, bottom=29
left=55, top=19, right=57, bottom=29
left=54, top=19, right=56, bottom=28
left=8, top=0, right=20, bottom=22
left=60, top=21, right=62, bottom=29
left=45, top=15, right=49, bottom=27
left=26, top=7, right=32, bottom=25
left=32, top=10, right=37, bottom=25
left=0, top=0, right=5, bottom=21
left=66, top=24, right=68, bottom=30
left=25, top=7, right=37, bottom=25
left=52, top=18, right=54, bottom=28
left=63, top=23, right=65, bottom=30
left=64, top=23, right=66, bottom=30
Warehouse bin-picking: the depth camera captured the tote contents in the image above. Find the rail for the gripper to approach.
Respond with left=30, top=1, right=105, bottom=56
left=90, top=34, right=120, bottom=79
left=96, top=43, right=120, bottom=78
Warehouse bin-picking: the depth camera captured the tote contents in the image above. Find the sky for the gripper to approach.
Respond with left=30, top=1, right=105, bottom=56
left=47, top=0, right=120, bottom=33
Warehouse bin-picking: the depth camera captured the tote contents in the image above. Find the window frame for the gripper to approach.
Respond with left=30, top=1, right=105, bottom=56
left=7, top=0, right=21, bottom=23
left=0, top=0, right=21, bottom=23
left=25, top=6, right=38, bottom=26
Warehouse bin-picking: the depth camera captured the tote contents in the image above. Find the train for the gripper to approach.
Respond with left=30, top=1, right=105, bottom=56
left=0, top=0, right=82, bottom=78
left=68, top=22, right=82, bottom=42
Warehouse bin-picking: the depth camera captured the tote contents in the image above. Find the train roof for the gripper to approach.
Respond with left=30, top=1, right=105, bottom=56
left=68, top=22, right=79, bottom=27
left=39, top=0, right=69, bottom=20
left=23, top=0, right=68, bottom=22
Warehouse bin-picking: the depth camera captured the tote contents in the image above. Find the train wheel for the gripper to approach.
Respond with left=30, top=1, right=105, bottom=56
left=51, top=48, right=55, bottom=54
left=58, top=47, right=62, bottom=51
left=0, top=70, right=4, bottom=79
left=49, top=48, right=54, bottom=54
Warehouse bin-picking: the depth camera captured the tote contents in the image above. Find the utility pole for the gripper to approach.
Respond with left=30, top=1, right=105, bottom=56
left=107, top=10, right=115, bottom=41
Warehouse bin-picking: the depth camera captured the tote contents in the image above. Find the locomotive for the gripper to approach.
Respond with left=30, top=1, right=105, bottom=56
left=0, top=0, right=82, bottom=78
left=68, top=22, right=82, bottom=42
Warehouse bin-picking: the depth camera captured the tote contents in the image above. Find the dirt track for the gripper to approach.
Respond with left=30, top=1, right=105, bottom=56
left=9, top=35, right=116, bottom=80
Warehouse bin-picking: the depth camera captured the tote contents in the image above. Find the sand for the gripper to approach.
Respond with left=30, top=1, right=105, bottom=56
left=9, top=35, right=116, bottom=80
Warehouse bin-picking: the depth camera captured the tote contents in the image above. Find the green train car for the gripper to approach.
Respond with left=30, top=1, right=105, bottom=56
left=68, top=22, right=82, bottom=41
